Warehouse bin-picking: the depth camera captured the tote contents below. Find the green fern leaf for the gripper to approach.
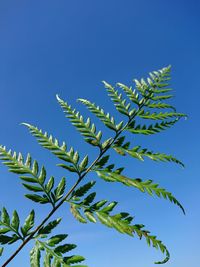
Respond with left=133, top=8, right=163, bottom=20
left=0, top=146, right=59, bottom=206
left=78, top=98, right=122, bottom=131
left=117, top=82, right=141, bottom=106
left=0, top=235, right=15, bottom=245
left=25, top=194, right=49, bottom=204
left=46, top=234, right=68, bottom=247
left=65, top=255, right=85, bottom=265
left=94, top=155, right=110, bottom=169
left=72, top=181, right=96, bottom=198
left=126, top=118, right=180, bottom=135
left=103, top=81, right=131, bottom=117
left=149, top=94, right=173, bottom=101
left=38, top=218, right=62, bottom=235
left=96, top=171, right=184, bottom=213
left=79, top=155, right=89, bottom=171
left=56, top=95, right=102, bottom=147
left=22, top=123, right=87, bottom=173
left=138, top=110, right=186, bottom=120
left=31, top=227, right=87, bottom=267
left=0, top=208, right=31, bottom=243
left=84, top=211, right=96, bottom=223
left=1, top=207, right=10, bottom=225
left=11, top=211, right=20, bottom=232
left=30, top=243, right=41, bottom=267
left=54, top=177, right=66, bottom=202
left=21, top=210, right=35, bottom=237
left=82, top=192, right=96, bottom=205
left=132, top=224, right=170, bottom=264
left=54, top=243, right=77, bottom=254
left=113, top=144, right=184, bottom=167
left=70, top=204, right=87, bottom=224
left=69, top=193, right=170, bottom=264
left=22, top=183, right=44, bottom=192
left=145, top=102, right=176, bottom=111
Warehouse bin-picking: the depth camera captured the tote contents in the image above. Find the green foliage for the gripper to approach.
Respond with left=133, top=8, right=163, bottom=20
left=22, top=123, right=90, bottom=175
left=0, top=208, right=36, bottom=244
left=95, top=171, right=185, bottom=214
left=126, top=118, right=180, bottom=135
left=138, top=110, right=185, bottom=120
left=0, top=146, right=67, bottom=207
left=77, top=98, right=123, bottom=132
left=56, top=95, right=102, bottom=148
left=30, top=219, right=86, bottom=267
left=112, top=138, right=184, bottom=167
left=103, top=81, right=132, bottom=117
left=68, top=184, right=170, bottom=264
left=0, top=66, right=185, bottom=266
left=21, top=210, right=35, bottom=237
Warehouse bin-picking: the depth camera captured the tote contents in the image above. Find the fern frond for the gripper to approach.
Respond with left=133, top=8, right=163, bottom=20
left=95, top=170, right=184, bottom=213
left=132, top=224, right=170, bottom=264
left=148, top=65, right=171, bottom=87
left=0, top=146, right=66, bottom=206
left=0, top=66, right=185, bottom=266
left=22, top=123, right=89, bottom=174
left=30, top=223, right=87, bottom=267
left=138, top=110, right=186, bottom=120
left=56, top=95, right=102, bottom=147
left=145, top=102, right=176, bottom=111
left=0, top=208, right=22, bottom=244
left=134, top=66, right=172, bottom=98
left=78, top=98, right=124, bottom=132
left=68, top=194, right=170, bottom=264
left=112, top=143, right=184, bottom=167
left=97, top=211, right=169, bottom=264
left=126, top=118, right=180, bottom=135
left=103, top=81, right=132, bottom=117
left=0, top=208, right=37, bottom=245
left=116, top=83, right=140, bottom=106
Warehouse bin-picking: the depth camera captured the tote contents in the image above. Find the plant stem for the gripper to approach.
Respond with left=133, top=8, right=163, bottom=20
left=2, top=98, right=147, bottom=267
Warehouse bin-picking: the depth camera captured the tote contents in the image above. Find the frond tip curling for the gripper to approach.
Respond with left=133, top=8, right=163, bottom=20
left=68, top=184, right=171, bottom=264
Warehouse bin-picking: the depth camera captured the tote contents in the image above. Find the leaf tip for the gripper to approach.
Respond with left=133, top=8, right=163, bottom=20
left=56, top=94, right=61, bottom=102
left=21, top=122, right=30, bottom=127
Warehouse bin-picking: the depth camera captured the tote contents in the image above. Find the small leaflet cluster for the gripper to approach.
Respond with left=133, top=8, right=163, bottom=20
left=0, top=208, right=35, bottom=251
left=22, top=124, right=90, bottom=175
left=0, top=146, right=66, bottom=207
left=30, top=218, right=86, bottom=267
left=0, top=66, right=186, bottom=266
left=112, top=136, right=184, bottom=167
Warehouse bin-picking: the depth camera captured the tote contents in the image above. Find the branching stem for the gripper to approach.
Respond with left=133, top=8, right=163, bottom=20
left=2, top=98, right=147, bottom=267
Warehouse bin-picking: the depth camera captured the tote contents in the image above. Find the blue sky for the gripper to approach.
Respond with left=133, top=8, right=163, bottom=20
left=0, top=0, right=199, bottom=266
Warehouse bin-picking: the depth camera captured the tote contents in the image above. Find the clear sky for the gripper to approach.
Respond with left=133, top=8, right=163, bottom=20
left=0, top=1, right=199, bottom=267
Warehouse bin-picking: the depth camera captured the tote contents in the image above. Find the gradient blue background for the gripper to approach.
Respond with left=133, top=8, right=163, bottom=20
left=0, top=1, right=199, bottom=266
